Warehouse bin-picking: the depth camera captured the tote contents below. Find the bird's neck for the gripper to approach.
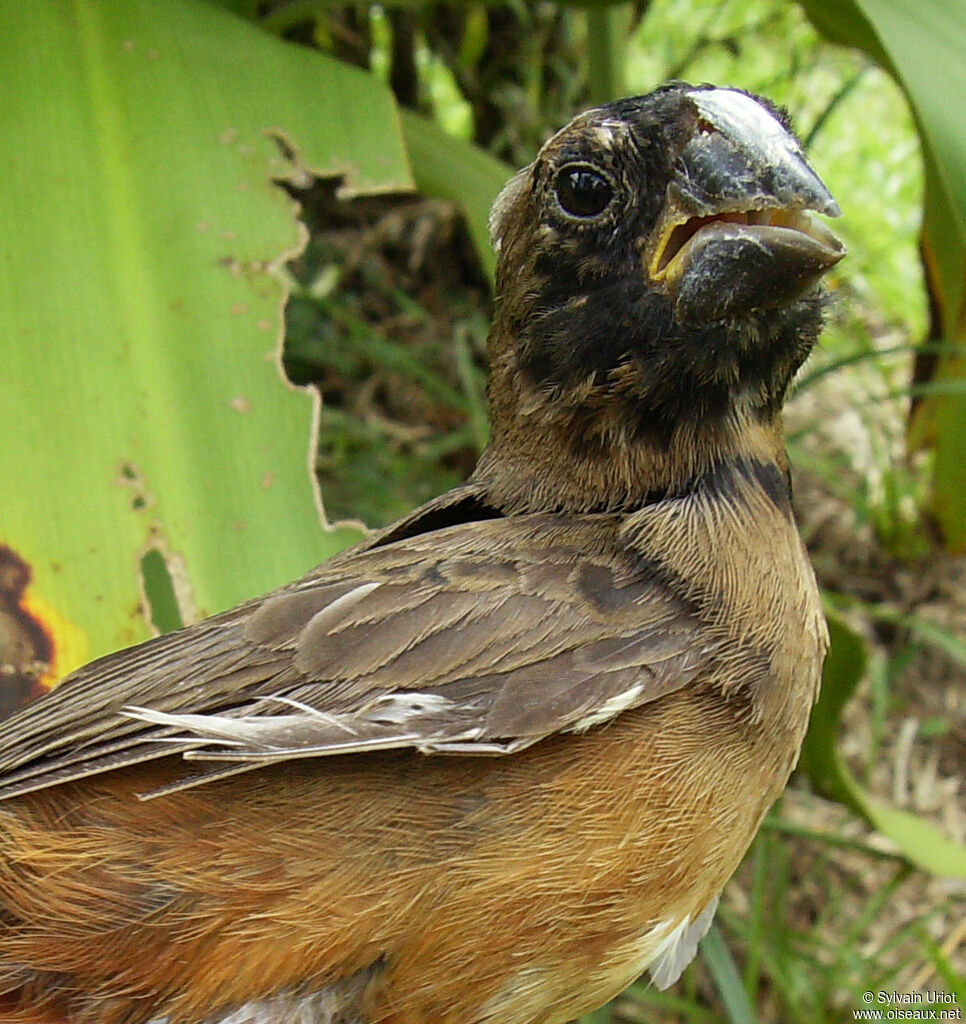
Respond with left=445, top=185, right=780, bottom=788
left=471, top=389, right=789, bottom=516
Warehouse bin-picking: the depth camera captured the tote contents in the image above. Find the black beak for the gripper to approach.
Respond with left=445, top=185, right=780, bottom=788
left=647, top=88, right=846, bottom=323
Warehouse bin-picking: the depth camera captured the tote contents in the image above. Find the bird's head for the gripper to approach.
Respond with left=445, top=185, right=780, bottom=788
left=477, top=83, right=845, bottom=512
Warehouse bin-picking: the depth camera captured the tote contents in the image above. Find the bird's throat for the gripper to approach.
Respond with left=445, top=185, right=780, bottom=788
left=472, top=397, right=789, bottom=516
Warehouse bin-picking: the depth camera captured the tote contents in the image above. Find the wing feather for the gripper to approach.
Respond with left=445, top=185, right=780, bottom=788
left=0, top=513, right=713, bottom=798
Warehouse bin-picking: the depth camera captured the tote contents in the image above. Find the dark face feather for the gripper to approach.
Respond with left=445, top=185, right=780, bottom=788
left=485, top=84, right=843, bottom=452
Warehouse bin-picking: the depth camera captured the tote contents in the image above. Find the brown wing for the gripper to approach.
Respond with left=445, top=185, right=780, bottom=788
left=0, top=512, right=712, bottom=800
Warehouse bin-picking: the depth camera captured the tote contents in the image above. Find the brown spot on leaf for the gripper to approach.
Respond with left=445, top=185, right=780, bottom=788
left=116, top=460, right=154, bottom=512
left=0, top=545, right=53, bottom=718
left=219, top=256, right=242, bottom=278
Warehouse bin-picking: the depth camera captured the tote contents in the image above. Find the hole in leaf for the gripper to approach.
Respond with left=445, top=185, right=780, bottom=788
left=140, top=548, right=183, bottom=635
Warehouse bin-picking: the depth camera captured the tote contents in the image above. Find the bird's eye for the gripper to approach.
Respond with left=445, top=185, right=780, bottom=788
left=554, top=166, right=614, bottom=218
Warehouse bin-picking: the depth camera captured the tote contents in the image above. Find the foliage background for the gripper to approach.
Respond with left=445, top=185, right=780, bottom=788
left=0, top=0, right=964, bottom=1020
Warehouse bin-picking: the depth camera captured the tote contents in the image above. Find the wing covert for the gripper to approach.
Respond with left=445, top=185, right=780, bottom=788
left=0, top=513, right=712, bottom=799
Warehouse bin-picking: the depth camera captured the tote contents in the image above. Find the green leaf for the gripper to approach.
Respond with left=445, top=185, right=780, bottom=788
left=918, top=120, right=966, bottom=553
left=0, top=0, right=410, bottom=678
left=586, top=5, right=632, bottom=106
left=800, top=613, right=869, bottom=809
left=921, top=347, right=966, bottom=551
left=861, top=799, right=966, bottom=878
left=796, top=0, right=889, bottom=66
left=801, top=612, right=966, bottom=877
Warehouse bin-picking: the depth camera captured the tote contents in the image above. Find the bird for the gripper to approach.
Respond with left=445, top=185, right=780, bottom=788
left=0, top=83, right=844, bottom=1024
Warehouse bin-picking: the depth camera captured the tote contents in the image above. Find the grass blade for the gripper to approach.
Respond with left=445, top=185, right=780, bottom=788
left=701, top=923, right=759, bottom=1024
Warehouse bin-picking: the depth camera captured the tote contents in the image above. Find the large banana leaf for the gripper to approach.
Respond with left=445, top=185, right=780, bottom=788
left=0, top=0, right=411, bottom=692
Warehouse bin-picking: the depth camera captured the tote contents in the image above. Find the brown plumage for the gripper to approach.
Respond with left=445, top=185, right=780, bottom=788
left=0, top=83, right=843, bottom=1024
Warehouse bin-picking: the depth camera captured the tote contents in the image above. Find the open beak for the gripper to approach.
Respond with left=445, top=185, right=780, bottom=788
left=647, top=88, right=846, bottom=322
